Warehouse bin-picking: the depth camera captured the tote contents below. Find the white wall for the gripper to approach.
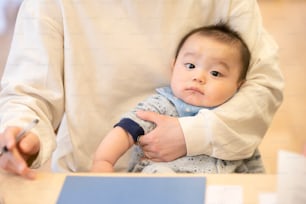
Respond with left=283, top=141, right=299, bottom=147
left=0, top=0, right=22, bottom=79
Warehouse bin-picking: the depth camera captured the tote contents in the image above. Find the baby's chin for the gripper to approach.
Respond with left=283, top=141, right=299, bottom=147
left=181, top=96, right=216, bottom=108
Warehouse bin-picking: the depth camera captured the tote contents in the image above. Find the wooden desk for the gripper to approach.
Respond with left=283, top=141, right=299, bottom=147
left=0, top=171, right=276, bottom=204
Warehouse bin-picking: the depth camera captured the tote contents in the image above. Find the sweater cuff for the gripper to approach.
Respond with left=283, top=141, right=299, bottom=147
left=114, top=118, right=144, bottom=143
left=178, top=110, right=213, bottom=156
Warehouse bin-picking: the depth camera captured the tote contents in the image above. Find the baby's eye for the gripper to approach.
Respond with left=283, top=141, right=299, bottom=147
left=210, top=70, right=221, bottom=77
left=184, top=63, right=196, bottom=69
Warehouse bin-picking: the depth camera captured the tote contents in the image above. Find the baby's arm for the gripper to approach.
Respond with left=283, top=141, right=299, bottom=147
left=91, top=93, right=174, bottom=172
left=91, top=126, right=134, bottom=172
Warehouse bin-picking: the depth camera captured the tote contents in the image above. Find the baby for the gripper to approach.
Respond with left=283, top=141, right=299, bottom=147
left=91, top=23, right=264, bottom=173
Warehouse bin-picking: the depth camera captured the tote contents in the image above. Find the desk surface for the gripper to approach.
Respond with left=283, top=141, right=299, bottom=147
left=0, top=171, right=276, bottom=204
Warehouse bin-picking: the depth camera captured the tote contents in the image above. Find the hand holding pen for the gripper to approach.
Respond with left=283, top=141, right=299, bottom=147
left=0, top=119, right=40, bottom=179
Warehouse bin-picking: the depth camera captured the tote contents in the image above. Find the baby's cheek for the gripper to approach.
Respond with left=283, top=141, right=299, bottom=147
left=207, top=90, right=230, bottom=107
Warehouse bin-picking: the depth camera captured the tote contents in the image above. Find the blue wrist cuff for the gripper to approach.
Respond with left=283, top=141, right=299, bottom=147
left=114, top=118, right=145, bottom=143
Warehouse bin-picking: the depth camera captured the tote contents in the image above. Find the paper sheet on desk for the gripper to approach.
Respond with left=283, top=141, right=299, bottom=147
left=277, top=150, right=306, bottom=204
left=206, top=185, right=243, bottom=204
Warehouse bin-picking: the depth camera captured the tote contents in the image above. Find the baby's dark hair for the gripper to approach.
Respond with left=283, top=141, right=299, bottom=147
left=174, top=23, right=251, bottom=82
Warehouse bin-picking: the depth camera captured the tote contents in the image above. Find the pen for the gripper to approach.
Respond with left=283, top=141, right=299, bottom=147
left=0, top=118, right=39, bottom=156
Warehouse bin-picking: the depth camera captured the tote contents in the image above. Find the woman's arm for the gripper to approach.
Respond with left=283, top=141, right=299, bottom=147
left=0, top=0, right=64, bottom=170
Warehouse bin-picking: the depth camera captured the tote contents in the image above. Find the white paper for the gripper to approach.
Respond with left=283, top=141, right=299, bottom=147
left=205, top=185, right=243, bottom=204
left=259, top=192, right=277, bottom=204
left=277, top=150, right=306, bottom=204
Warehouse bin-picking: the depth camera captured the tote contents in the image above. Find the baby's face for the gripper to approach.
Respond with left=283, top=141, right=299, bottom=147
left=170, top=33, right=243, bottom=107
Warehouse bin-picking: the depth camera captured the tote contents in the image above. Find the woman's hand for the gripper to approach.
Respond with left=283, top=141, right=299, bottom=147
left=136, top=111, right=187, bottom=162
left=0, top=127, right=40, bottom=179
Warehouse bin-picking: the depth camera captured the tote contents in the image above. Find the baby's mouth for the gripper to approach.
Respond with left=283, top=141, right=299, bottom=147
left=185, top=87, right=204, bottom=95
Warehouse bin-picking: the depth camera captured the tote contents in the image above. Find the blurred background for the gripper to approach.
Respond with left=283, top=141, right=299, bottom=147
left=257, top=0, right=306, bottom=173
left=0, top=0, right=21, bottom=77
left=0, top=0, right=305, bottom=173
